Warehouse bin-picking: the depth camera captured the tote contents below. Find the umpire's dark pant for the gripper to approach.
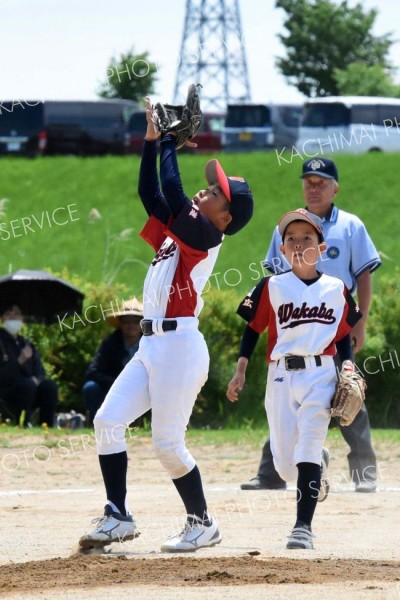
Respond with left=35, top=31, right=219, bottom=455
left=258, top=404, right=377, bottom=484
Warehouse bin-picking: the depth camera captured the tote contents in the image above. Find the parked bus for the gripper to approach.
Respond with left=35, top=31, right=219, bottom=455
left=296, top=96, right=400, bottom=155
left=222, top=103, right=302, bottom=151
left=0, top=99, right=138, bottom=156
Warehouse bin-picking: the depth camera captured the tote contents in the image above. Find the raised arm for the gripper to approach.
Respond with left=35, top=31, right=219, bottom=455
left=137, top=98, right=169, bottom=218
left=159, top=134, right=192, bottom=217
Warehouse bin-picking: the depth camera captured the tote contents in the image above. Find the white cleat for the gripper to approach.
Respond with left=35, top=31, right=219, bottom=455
left=161, top=515, right=222, bottom=553
left=286, top=525, right=314, bottom=549
left=79, top=504, right=139, bottom=549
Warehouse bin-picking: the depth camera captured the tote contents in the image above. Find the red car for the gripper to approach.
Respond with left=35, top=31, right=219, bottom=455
left=124, top=111, right=225, bottom=154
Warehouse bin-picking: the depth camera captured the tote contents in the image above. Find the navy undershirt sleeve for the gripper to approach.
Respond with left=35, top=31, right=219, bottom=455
left=239, top=325, right=260, bottom=360
left=160, top=134, right=191, bottom=217
left=336, top=334, right=353, bottom=363
left=137, top=140, right=168, bottom=218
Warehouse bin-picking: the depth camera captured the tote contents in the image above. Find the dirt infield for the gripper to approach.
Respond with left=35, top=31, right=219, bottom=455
left=0, top=430, right=399, bottom=599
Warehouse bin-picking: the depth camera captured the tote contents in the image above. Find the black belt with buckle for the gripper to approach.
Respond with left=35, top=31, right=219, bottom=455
left=140, top=319, right=178, bottom=336
left=280, top=355, right=322, bottom=370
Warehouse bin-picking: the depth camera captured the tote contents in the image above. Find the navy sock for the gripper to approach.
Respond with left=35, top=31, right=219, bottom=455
left=172, top=465, right=210, bottom=523
left=98, top=451, right=128, bottom=516
left=295, top=461, right=321, bottom=528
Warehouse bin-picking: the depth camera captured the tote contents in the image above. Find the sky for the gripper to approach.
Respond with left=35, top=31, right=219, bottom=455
left=1, top=0, right=399, bottom=108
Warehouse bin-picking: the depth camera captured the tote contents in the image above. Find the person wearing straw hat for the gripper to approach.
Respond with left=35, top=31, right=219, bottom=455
left=82, top=298, right=143, bottom=425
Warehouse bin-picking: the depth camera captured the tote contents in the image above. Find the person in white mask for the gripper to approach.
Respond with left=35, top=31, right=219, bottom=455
left=0, top=305, right=58, bottom=426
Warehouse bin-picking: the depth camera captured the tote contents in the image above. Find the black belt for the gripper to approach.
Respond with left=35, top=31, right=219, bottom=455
left=140, top=319, right=178, bottom=336
left=278, top=355, right=322, bottom=371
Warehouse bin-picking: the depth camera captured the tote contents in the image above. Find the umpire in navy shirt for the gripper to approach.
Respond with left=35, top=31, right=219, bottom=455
left=241, top=158, right=381, bottom=494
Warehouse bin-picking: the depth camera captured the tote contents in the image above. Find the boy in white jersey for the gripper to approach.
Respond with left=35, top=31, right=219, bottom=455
left=79, top=98, right=254, bottom=553
left=227, top=208, right=361, bottom=549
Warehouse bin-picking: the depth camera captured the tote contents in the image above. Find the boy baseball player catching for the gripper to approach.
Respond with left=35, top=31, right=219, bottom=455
left=79, top=97, right=253, bottom=552
left=227, top=208, right=361, bottom=549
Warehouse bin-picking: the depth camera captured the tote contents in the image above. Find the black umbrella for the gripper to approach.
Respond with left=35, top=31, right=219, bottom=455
left=0, top=269, right=84, bottom=324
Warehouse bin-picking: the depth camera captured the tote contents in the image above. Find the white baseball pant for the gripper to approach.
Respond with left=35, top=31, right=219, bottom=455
left=265, top=356, right=336, bottom=482
left=94, top=317, right=209, bottom=479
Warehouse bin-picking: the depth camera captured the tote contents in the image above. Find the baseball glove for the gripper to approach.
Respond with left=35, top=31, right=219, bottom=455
left=331, top=362, right=366, bottom=426
left=154, top=83, right=202, bottom=149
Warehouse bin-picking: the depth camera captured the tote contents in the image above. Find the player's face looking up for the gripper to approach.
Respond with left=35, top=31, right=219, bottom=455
left=302, top=175, right=339, bottom=218
left=192, top=184, right=232, bottom=232
left=280, top=221, right=326, bottom=277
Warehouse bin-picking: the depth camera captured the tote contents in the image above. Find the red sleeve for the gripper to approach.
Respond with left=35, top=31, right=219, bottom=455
left=335, top=286, right=362, bottom=342
left=140, top=214, right=173, bottom=252
left=237, top=277, right=278, bottom=363
left=237, top=277, right=271, bottom=334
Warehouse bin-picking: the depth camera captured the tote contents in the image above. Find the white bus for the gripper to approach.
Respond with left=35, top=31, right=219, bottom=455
left=296, top=96, right=400, bottom=155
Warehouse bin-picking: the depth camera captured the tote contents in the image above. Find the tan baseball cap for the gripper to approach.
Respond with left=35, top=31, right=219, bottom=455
left=278, top=208, right=324, bottom=238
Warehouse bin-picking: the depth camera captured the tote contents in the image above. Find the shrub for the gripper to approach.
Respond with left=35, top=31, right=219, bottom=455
left=195, top=288, right=267, bottom=428
left=356, top=269, right=400, bottom=426
left=28, top=269, right=129, bottom=412
left=27, top=271, right=400, bottom=428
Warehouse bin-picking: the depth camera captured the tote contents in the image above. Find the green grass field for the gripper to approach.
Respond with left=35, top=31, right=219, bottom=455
left=1, top=425, right=400, bottom=448
left=1, top=151, right=397, bottom=297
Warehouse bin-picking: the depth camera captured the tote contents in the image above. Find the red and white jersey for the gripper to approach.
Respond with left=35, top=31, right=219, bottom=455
left=140, top=203, right=222, bottom=319
left=237, top=271, right=361, bottom=362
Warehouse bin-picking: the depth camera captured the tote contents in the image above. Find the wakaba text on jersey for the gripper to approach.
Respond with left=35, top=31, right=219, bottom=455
left=278, top=301, right=336, bottom=328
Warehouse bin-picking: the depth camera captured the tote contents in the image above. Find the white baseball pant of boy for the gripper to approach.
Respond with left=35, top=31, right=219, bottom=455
left=265, top=356, right=336, bottom=482
left=94, top=317, right=209, bottom=479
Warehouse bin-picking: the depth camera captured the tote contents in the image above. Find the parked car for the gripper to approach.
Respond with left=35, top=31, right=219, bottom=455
left=222, top=103, right=302, bottom=151
left=195, top=112, right=225, bottom=152
left=124, top=110, right=146, bottom=153
left=124, top=110, right=225, bottom=153
left=0, top=99, right=138, bottom=156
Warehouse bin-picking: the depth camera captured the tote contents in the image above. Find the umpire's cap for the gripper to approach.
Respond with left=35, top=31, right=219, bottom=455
left=205, top=159, right=254, bottom=235
left=278, top=208, right=324, bottom=239
left=301, top=157, right=338, bottom=181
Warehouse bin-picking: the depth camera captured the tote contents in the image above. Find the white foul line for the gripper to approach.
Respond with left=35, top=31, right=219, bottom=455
left=0, top=488, right=96, bottom=497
